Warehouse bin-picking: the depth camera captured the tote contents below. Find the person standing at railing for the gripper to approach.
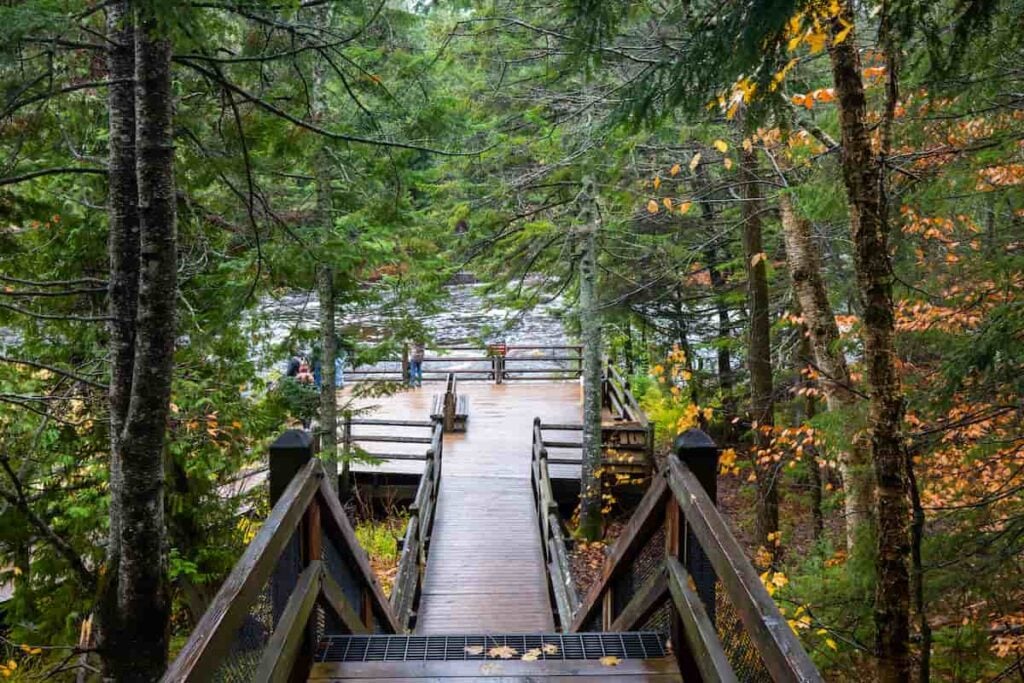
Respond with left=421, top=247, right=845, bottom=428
left=409, top=341, right=425, bottom=387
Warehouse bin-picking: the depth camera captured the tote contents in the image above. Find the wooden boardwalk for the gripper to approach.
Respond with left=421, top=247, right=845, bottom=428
left=343, top=382, right=581, bottom=633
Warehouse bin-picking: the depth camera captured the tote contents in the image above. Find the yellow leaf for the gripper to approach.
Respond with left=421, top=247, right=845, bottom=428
left=653, top=176, right=662, bottom=189
left=806, top=30, right=827, bottom=54
left=825, top=638, right=838, bottom=651
left=541, top=643, right=559, bottom=655
left=689, top=153, right=701, bottom=171
left=787, top=35, right=803, bottom=51
left=726, top=101, right=740, bottom=120
left=724, top=157, right=733, bottom=170
left=713, top=139, right=729, bottom=152
left=599, top=656, right=622, bottom=667
left=663, top=197, right=673, bottom=210
left=833, top=21, right=853, bottom=45
left=488, top=646, right=518, bottom=659
left=742, top=137, right=753, bottom=152
left=679, top=201, right=693, bottom=214
left=521, top=648, right=542, bottom=662
left=5, top=662, right=14, bottom=671
left=464, top=645, right=483, bottom=655
left=646, top=200, right=659, bottom=214
left=670, top=163, right=681, bottom=176
left=751, top=252, right=766, bottom=266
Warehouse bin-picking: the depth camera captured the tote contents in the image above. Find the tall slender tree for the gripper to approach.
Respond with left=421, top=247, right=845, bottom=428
left=98, top=3, right=176, bottom=679
left=576, top=176, right=604, bottom=541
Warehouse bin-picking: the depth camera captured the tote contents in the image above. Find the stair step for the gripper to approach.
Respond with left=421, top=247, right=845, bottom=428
left=311, top=632, right=678, bottom=680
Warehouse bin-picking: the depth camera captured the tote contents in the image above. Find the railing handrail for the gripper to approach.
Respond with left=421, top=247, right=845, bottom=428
left=163, top=459, right=321, bottom=682
left=164, top=435, right=408, bottom=681
left=390, top=419, right=443, bottom=630
left=668, top=457, right=821, bottom=682
left=566, top=430, right=822, bottom=683
left=531, top=417, right=580, bottom=630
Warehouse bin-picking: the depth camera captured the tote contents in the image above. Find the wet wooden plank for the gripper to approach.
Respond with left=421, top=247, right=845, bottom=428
left=309, top=657, right=682, bottom=680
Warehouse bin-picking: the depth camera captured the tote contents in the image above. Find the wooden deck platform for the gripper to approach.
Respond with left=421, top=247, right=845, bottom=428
left=345, top=382, right=585, bottom=481
left=343, top=382, right=581, bottom=633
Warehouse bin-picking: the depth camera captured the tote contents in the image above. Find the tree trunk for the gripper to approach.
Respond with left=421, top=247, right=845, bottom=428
left=779, top=194, right=873, bottom=553
left=576, top=177, right=604, bottom=541
left=103, top=0, right=138, bottom=593
left=740, top=143, right=778, bottom=555
left=829, top=5, right=910, bottom=680
left=793, top=298, right=824, bottom=541
left=100, top=5, right=175, bottom=678
left=311, top=3, right=338, bottom=492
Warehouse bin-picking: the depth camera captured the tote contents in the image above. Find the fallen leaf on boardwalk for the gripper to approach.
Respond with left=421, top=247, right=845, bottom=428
left=521, top=648, right=542, bottom=662
left=600, top=655, right=622, bottom=666
left=464, top=645, right=483, bottom=655
left=488, top=646, right=518, bottom=659
left=542, top=643, right=559, bottom=655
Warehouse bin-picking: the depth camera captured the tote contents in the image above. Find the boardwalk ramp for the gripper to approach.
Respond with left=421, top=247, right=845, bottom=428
left=163, top=360, right=821, bottom=682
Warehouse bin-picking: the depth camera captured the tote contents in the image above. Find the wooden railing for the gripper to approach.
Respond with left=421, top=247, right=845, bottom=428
left=390, top=418, right=443, bottom=630
left=340, top=413, right=439, bottom=462
left=531, top=417, right=580, bottom=630
left=163, top=430, right=400, bottom=683
left=345, top=345, right=583, bottom=383
left=570, top=429, right=822, bottom=683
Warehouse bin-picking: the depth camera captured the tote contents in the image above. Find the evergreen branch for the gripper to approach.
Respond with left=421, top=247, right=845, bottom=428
left=0, top=167, right=107, bottom=187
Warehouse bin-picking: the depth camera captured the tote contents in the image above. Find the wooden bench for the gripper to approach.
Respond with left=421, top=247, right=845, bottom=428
left=430, top=373, right=468, bottom=432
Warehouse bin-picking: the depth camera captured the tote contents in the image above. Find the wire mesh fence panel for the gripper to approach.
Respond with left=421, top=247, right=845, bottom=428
left=715, top=579, right=774, bottom=683
left=322, top=527, right=363, bottom=634
left=212, top=530, right=302, bottom=683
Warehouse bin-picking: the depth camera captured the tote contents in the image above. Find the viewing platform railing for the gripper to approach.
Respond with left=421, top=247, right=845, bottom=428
left=345, top=344, right=583, bottom=383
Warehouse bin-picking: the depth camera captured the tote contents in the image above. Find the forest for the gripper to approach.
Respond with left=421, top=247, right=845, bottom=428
left=0, top=0, right=1022, bottom=681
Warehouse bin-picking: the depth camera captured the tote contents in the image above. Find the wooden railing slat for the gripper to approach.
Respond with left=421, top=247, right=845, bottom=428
left=609, top=565, right=669, bottom=632
left=321, top=569, right=370, bottom=635
left=162, top=460, right=321, bottom=683
left=571, top=474, right=669, bottom=632
left=547, top=513, right=579, bottom=615
left=668, top=458, right=822, bottom=683
left=391, top=516, right=420, bottom=627
left=666, top=556, right=738, bottom=683
left=253, top=561, right=322, bottom=683
left=317, top=478, right=402, bottom=634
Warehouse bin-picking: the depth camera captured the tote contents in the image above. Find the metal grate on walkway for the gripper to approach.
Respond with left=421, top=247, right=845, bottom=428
left=316, top=632, right=667, bottom=663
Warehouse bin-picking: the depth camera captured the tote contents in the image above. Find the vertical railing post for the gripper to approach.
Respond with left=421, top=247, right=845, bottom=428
left=268, top=429, right=315, bottom=628
left=401, top=343, right=410, bottom=384
left=339, top=410, right=352, bottom=501
left=673, top=429, right=719, bottom=616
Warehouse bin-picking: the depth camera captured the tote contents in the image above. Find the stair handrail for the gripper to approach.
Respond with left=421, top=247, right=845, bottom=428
left=531, top=417, right=580, bottom=630
left=569, top=428, right=822, bottom=683
left=163, top=431, right=401, bottom=683
left=390, top=418, right=443, bottom=630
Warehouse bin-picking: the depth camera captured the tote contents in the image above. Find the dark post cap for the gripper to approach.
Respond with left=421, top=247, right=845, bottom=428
left=673, top=428, right=718, bottom=458
left=270, top=429, right=314, bottom=453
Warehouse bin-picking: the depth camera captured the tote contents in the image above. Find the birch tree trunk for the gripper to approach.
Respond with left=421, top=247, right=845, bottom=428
left=311, top=4, right=338, bottom=492
left=576, top=177, right=604, bottom=541
left=740, top=143, right=778, bottom=555
left=98, top=4, right=175, bottom=679
left=829, top=4, right=910, bottom=679
left=779, top=194, right=873, bottom=553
